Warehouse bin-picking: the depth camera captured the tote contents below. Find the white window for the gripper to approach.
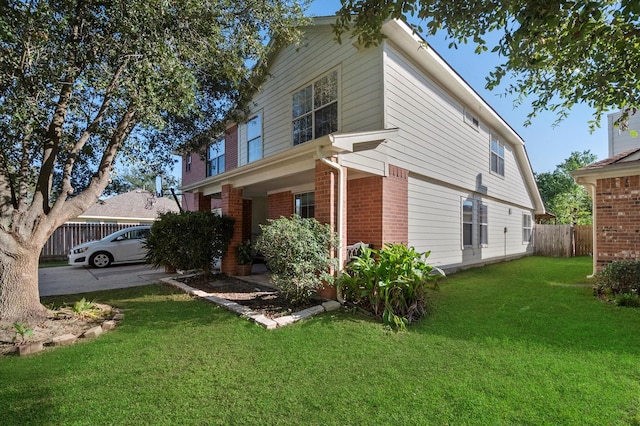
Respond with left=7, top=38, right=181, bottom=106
left=523, top=213, right=533, bottom=243
left=295, top=192, right=315, bottom=219
left=292, top=70, right=338, bottom=145
left=479, top=203, right=488, bottom=246
left=185, top=154, right=192, bottom=172
left=491, top=137, right=505, bottom=176
left=462, top=199, right=474, bottom=248
left=247, top=114, right=262, bottom=163
left=206, top=139, right=225, bottom=177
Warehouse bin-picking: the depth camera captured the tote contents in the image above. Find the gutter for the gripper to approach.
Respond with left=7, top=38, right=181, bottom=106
left=316, top=145, right=345, bottom=303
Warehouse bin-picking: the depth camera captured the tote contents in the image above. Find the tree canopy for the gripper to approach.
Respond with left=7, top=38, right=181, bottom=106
left=535, top=150, right=597, bottom=224
left=0, top=0, right=307, bottom=321
left=334, top=1, right=640, bottom=130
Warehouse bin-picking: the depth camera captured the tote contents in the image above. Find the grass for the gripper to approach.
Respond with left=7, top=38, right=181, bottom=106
left=2, top=256, right=640, bottom=425
left=38, top=260, right=68, bottom=268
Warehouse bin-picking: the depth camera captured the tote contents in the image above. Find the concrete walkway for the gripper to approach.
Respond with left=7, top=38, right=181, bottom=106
left=39, top=263, right=177, bottom=297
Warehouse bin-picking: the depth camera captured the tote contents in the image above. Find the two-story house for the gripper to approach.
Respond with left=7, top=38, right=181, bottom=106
left=181, top=17, right=545, bottom=277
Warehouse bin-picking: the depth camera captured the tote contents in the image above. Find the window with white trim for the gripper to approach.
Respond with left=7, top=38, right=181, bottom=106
left=295, top=192, right=315, bottom=219
left=462, top=199, right=474, bottom=248
left=523, top=213, right=533, bottom=243
left=491, top=137, right=505, bottom=176
left=292, top=70, right=338, bottom=145
left=185, top=154, right=192, bottom=172
left=206, top=139, right=225, bottom=177
left=479, top=202, right=488, bottom=246
left=247, top=113, right=262, bottom=163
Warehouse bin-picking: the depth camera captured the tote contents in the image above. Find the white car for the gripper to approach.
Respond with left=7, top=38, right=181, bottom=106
left=68, top=225, right=151, bottom=268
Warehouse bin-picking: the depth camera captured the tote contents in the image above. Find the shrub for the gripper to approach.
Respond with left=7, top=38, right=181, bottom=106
left=145, top=211, right=235, bottom=274
left=339, top=243, right=444, bottom=330
left=255, top=216, right=337, bottom=305
left=594, top=260, right=640, bottom=302
left=615, top=293, right=640, bottom=308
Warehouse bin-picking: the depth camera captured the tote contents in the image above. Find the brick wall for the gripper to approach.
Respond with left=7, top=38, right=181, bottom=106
left=382, top=165, right=408, bottom=244
left=225, top=125, right=238, bottom=173
left=595, top=174, right=640, bottom=270
left=242, top=199, right=252, bottom=241
left=267, top=191, right=293, bottom=219
left=347, top=176, right=383, bottom=249
left=346, top=165, right=408, bottom=249
left=181, top=124, right=237, bottom=212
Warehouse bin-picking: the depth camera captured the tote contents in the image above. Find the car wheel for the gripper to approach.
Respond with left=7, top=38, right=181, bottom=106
left=90, top=252, right=112, bottom=268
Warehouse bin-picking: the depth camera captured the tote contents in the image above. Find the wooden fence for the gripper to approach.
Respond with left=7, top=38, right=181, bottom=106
left=40, top=223, right=135, bottom=260
left=534, top=224, right=593, bottom=257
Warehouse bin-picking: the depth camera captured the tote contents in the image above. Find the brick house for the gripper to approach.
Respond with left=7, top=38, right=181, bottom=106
left=180, top=17, right=545, bottom=279
left=572, top=148, right=640, bottom=275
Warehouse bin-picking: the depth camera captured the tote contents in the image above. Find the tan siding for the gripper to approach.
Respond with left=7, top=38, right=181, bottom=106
left=408, top=175, right=533, bottom=270
left=241, top=26, right=384, bottom=161
left=382, top=43, right=534, bottom=210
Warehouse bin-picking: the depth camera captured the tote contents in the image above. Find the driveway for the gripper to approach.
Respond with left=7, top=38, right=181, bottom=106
left=38, top=263, right=176, bottom=297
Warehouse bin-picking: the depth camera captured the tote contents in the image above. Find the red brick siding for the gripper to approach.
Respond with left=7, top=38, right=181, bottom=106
left=225, top=125, right=238, bottom=172
left=181, top=151, right=207, bottom=187
left=382, top=165, right=409, bottom=244
left=345, top=165, right=408, bottom=249
left=267, top=191, right=293, bottom=219
left=347, top=176, right=383, bottom=249
left=595, top=174, right=640, bottom=271
left=221, top=184, right=243, bottom=275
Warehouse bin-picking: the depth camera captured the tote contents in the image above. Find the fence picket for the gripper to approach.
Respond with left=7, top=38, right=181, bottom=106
left=40, top=223, right=136, bottom=260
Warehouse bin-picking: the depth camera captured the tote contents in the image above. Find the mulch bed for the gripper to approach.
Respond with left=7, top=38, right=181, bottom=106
left=175, top=274, right=321, bottom=319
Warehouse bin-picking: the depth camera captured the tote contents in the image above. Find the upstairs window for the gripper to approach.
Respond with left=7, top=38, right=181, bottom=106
left=206, top=139, right=225, bottom=177
left=292, top=70, right=338, bottom=145
left=295, top=192, right=315, bottom=219
left=491, top=137, right=505, bottom=176
left=185, top=155, right=192, bottom=172
left=247, top=114, right=262, bottom=163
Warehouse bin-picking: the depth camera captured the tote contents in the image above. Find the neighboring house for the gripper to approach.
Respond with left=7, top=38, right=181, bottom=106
left=71, top=189, right=180, bottom=224
left=572, top=148, right=640, bottom=276
left=607, top=111, right=640, bottom=156
left=180, top=17, right=545, bottom=278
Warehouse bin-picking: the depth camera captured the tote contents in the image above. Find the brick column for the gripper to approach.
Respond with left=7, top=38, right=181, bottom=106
left=193, top=192, right=212, bottom=212
left=221, top=184, right=243, bottom=275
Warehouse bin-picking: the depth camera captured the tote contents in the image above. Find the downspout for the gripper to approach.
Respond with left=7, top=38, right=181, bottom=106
left=317, top=145, right=345, bottom=303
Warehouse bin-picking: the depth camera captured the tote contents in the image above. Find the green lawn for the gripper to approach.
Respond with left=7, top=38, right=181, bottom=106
left=2, top=256, right=639, bottom=425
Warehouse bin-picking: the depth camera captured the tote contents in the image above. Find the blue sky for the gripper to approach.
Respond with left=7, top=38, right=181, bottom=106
left=307, top=0, right=609, bottom=173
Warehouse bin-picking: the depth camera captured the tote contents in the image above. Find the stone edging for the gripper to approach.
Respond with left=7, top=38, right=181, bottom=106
left=16, top=309, right=124, bottom=357
left=160, top=277, right=341, bottom=329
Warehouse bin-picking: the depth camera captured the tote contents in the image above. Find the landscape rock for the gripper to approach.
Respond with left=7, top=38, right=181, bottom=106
left=18, top=341, right=44, bottom=356
left=101, top=320, right=116, bottom=331
left=51, top=333, right=77, bottom=346
left=82, top=326, right=103, bottom=339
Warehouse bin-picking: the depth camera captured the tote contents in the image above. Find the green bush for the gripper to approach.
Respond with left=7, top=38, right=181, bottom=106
left=255, top=216, right=337, bottom=305
left=615, top=293, right=640, bottom=307
left=594, top=260, right=640, bottom=302
left=339, top=243, right=444, bottom=330
left=145, top=211, right=235, bottom=274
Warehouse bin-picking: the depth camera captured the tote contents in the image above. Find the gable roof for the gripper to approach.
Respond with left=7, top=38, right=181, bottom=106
left=78, top=190, right=180, bottom=221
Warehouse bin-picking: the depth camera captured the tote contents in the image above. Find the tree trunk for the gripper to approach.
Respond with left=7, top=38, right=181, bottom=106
left=0, top=248, right=48, bottom=323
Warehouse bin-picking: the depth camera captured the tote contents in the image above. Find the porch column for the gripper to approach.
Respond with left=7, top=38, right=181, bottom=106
left=193, top=192, right=212, bottom=212
left=221, top=184, right=243, bottom=275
